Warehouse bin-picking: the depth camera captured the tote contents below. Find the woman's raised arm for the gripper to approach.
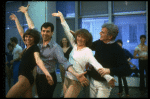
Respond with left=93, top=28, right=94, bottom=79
left=52, top=11, right=75, bottom=47
left=9, top=13, right=24, bottom=43
left=18, top=4, right=35, bottom=29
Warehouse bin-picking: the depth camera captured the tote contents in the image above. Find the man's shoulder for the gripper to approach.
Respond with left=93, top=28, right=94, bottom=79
left=93, top=39, right=101, bottom=43
left=123, top=48, right=129, bottom=52
left=16, top=44, right=22, bottom=50
left=53, top=41, right=62, bottom=50
left=51, top=40, right=58, bottom=47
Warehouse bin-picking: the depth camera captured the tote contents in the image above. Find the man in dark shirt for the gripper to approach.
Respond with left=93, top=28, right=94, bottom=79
left=89, top=23, right=131, bottom=98
left=116, top=39, right=133, bottom=97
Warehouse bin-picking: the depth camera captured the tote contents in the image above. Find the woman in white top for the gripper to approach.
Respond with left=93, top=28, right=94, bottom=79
left=52, top=11, right=116, bottom=98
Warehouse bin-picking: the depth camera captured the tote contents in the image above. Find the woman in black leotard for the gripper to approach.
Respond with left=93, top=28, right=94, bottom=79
left=6, top=14, right=54, bottom=98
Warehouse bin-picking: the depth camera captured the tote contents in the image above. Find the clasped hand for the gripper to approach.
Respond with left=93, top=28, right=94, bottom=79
left=75, top=71, right=89, bottom=87
left=98, top=68, right=110, bottom=77
left=46, top=74, right=54, bottom=85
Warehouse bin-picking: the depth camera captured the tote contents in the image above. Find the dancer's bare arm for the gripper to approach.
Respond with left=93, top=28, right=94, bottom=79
left=52, top=11, right=75, bottom=47
left=9, top=13, right=24, bottom=42
left=18, top=4, right=34, bottom=29
left=52, top=11, right=65, bottom=23
left=34, top=52, right=54, bottom=85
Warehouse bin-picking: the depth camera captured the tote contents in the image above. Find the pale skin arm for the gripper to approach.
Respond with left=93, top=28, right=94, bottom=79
left=52, top=11, right=75, bottom=47
left=9, top=13, right=24, bottom=42
left=34, top=52, right=54, bottom=85
left=18, top=4, right=35, bottom=29
left=9, top=14, right=25, bottom=64
left=52, top=11, right=65, bottom=23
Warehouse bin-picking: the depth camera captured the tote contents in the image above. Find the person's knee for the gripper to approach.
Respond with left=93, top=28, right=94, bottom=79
left=22, top=86, right=33, bottom=98
left=64, top=85, right=81, bottom=98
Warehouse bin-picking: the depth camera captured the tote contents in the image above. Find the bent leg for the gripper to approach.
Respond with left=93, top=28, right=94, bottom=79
left=6, top=75, right=31, bottom=98
left=22, top=84, right=33, bottom=98
left=63, top=78, right=68, bottom=95
left=64, top=78, right=82, bottom=98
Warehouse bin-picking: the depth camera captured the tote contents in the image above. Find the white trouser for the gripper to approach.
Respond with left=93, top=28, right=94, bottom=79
left=90, top=77, right=112, bottom=98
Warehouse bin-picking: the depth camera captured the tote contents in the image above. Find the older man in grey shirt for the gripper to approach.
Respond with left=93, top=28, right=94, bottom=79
left=17, top=5, right=88, bottom=98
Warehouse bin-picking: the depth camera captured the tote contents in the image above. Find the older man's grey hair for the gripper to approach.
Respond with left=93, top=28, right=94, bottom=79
left=102, top=23, right=119, bottom=40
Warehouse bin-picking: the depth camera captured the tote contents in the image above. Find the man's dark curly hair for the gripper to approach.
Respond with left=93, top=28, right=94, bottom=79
left=140, top=35, right=146, bottom=39
left=10, top=37, right=18, bottom=44
left=41, top=22, right=54, bottom=32
left=23, top=29, right=40, bottom=45
left=74, top=29, right=93, bottom=47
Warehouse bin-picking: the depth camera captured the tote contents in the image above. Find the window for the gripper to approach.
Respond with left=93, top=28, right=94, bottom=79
left=80, top=1, right=108, bottom=16
left=115, top=25, right=122, bottom=40
left=81, top=17, right=108, bottom=42
left=129, top=24, right=137, bottom=43
left=113, top=1, right=146, bottom=13
left=56, top=1, right=75, bottom=18
left=114, top=15, right=146, bottom=71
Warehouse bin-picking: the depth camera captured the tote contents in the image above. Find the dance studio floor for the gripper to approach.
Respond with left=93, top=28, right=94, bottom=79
left=5, top=77, right=148, bottom=98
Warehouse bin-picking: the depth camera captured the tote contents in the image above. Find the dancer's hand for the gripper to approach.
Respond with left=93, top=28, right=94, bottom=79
left=52, top=11, right=63, bottom=17
left=9, top=13, right=17, bottom=21
left=18, top=4, right=30, bottom=13
left=108, top=78, right=116, bottom=88
left=75, top=71, right=89, bottom=87
left=46, top=74, right=54, bottom=85
left=98, top=68, right=110, bottom=77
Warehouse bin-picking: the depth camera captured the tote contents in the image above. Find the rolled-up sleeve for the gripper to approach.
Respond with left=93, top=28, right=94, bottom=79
left=54, top=44, right=72, bottom=71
